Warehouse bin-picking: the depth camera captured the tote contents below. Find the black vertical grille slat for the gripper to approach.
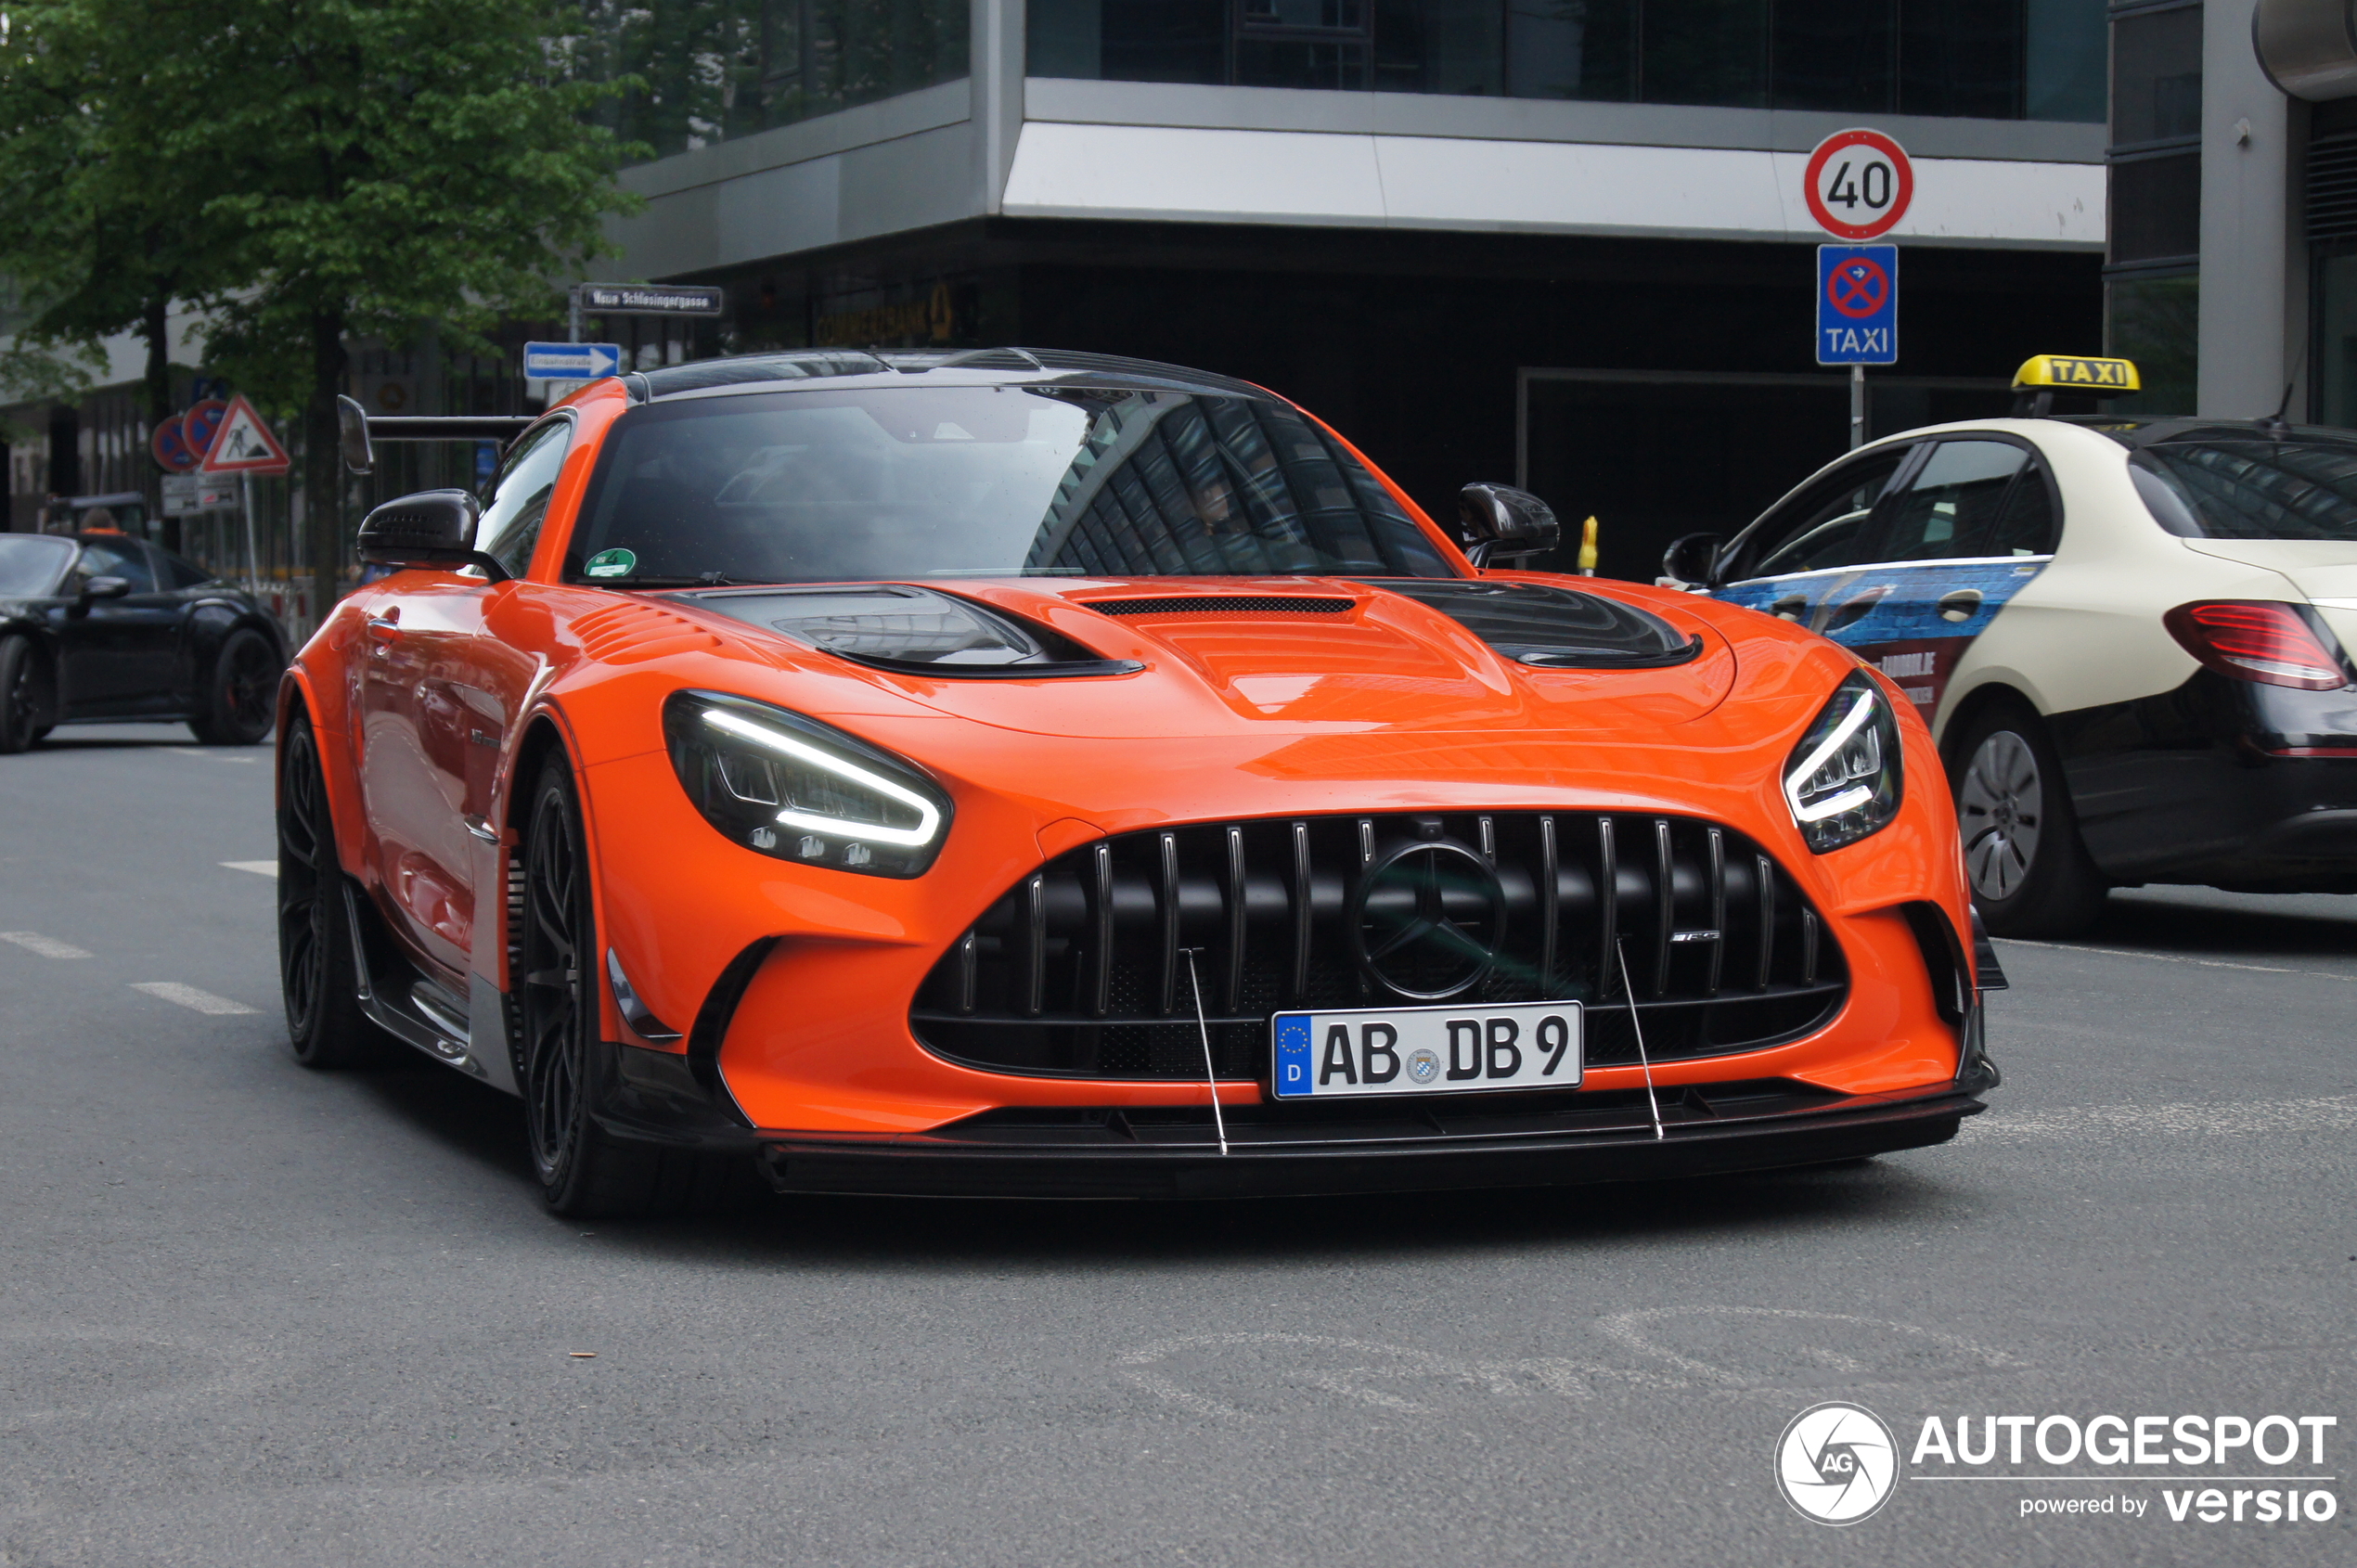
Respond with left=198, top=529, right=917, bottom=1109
left=1651, top=818, right=1675, bottom=997
left=2310, top=134, right=2357, bottom=243
left=1088, top=842, right=1113, bottom=1018
left=1755, top=853, right=1777, bottom=990
left=1537, top=815, right=1559, bottom=992
left=1156, top=831, right=1178, bottom=1014
left=1704, top=828, right=1726, bottom=997
left=1289, top=820, right=1313, bottom=998
left=1596, top=816, right=1619, bottom=1002
left=1222, top=825, right=1246, bottom=1014
left=1024, top=872, right=1047, bottom=1017
left=912, top=812, right=1848, bottom=1081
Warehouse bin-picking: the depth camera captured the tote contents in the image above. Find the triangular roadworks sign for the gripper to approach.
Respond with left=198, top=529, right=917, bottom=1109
left=197, top=393, right=292, bottom=476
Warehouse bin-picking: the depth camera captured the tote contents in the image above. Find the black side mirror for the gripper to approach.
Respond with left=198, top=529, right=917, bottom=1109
left=1660, top=532, right=1727, bottom=589
left=337, top=394, right=375, bottom=475
left=356, top=490, right=510, bottom=582
left=79, top=575, right=132, bottom=601
left=1458, top=482, right=1561, bottom=569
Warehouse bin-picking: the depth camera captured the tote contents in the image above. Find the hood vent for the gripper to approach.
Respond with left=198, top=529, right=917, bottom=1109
left=678, top=585, right=1140, bottom=679
left=1079, top=595, right=1355, bottom=616
left=1370, top=580, right=1704, bottom=669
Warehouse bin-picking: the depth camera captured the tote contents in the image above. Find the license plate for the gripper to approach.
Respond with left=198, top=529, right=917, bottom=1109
left=1269, top=1000, right=1582, bottom=1099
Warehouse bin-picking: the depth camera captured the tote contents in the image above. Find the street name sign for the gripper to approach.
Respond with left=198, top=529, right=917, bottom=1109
left=523, top=341, right=624, bottom=379
left=1804, top=129, right=1913, bottom=241
left=1817, top=245, right=1898, bottom=366
left=196, top=394, right=291, bottom=477
left=577, top=284, right=724, bottom=316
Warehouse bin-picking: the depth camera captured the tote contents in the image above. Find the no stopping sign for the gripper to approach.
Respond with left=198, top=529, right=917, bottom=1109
left=1804, top=129, right=1913, bottom=241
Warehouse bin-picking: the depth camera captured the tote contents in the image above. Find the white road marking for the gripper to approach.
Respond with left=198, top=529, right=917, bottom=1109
left=0, top=932, right=93, bottom=959
left=167, top=749, right=255, bottom=764
left=1992, top=935, right=2325, bottom=977
left=1962, top=1094, right=2357, bottom=1142
left=220, top=861, right=277, bottom=878
left=129, top=983, right=259, bottom=1016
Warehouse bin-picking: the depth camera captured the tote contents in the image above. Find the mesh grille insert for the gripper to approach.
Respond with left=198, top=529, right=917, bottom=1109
left=1079, top=596, right=1356, bottom=616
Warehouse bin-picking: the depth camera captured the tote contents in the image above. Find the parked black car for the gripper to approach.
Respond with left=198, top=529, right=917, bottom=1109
left=0, top=532, right=288, bottom=752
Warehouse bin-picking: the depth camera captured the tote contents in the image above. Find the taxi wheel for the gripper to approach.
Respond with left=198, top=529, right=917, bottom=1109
left=517, top=753, right=755, bottom=1218
left=278, top=713, right=392, bottom=1067
left=1952, top=705, right=2106, bottom=938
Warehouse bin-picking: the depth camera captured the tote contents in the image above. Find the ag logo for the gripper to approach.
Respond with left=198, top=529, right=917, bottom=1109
left=1775, top=1402, right=1899, bottom=1524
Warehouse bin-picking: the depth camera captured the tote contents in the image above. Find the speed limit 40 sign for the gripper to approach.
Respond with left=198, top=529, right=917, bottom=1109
left=1804, top=128, right=1913, bottom=241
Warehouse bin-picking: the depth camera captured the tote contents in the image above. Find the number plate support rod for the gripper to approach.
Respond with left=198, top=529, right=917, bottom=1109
left=1615, top=938, right=1666, bottom=1141
left=1181, top=948, right=1230, bottom=1156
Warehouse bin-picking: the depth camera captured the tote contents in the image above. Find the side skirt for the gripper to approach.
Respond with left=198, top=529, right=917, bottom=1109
left=340, top=879, right=512, bottom=1089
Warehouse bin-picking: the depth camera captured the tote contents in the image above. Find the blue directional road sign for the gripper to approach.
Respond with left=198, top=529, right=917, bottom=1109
left=522, top=341, right=624, bottom=379
left=1816, top=245, right=1898, bottom=366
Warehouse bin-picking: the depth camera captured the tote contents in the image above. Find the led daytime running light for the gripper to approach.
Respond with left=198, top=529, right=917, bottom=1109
left=1784, top=689, right=1880, bottom=823
left=700, top=707, right=943, bottom=848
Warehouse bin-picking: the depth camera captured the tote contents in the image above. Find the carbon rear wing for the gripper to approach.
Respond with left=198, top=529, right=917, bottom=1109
left=336, top=395, right=536, bottom=475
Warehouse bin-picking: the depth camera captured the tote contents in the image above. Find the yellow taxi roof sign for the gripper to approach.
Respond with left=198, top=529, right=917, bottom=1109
left=2013, top=353, right=2140, bottom=392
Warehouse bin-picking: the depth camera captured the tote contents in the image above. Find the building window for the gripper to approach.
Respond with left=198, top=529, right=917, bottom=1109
left=1031, top=0, right=2106, bottom=122
left=2103, top=0, right=2199, bottom=413
left=577, top=0, right=971, bottom=161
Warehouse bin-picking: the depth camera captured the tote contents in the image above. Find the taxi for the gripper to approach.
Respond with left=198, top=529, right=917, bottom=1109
left=1663, top=355, right=2357, bottom=937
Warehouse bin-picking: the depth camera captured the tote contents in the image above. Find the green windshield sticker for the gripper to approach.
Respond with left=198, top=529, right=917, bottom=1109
left=585, top=547, right=637, bottom=579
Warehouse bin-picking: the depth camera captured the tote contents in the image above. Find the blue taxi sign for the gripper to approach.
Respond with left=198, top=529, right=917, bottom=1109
left=1817, top=244, right=1898, bottom=366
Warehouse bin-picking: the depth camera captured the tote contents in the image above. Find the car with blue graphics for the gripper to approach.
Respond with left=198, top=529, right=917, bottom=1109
left=1660, top=354, right=2357, bottom=937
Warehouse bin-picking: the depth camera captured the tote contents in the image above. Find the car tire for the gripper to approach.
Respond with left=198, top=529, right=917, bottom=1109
left=1951, top=702, right=2107, bottom=938
left=0, top=636, right=53, bottom=753
left=278, top=713, right=393, bottom=1067
left=517, top=752, right=755, bottom=1218
left=189, top=626, right=280, bottom=746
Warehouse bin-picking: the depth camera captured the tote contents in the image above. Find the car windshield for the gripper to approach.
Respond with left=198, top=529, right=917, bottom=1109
left=0, top=535, right=73, bottom=597
left=565, top=385, right=1456, bottom=585
left=2132, top=440, right=2357, bottom=542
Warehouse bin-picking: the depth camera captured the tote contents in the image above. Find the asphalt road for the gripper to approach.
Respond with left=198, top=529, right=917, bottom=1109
left=2, top=725, right=2351, bottom=1567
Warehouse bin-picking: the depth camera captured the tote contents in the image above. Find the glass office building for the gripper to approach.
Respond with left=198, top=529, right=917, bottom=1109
left=562, top=0, right=2111, bottom=578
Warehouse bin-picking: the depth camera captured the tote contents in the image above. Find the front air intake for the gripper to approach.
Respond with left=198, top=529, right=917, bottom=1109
left=910, top=812, right=1846, bottom=1081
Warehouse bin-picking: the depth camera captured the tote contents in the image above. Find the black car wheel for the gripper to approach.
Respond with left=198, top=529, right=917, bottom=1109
left=189, top=626, right=280, bottom=746
left=518, top=752, right=755, bottom=1217
left=0, top=636, right=53, bottom=754
left=1951, top=702, right=2107, bottom=938
left=278, top=713, right=390, bottom=1067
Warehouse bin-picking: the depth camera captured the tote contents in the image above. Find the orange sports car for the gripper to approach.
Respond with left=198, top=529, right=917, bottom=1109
left=277, top=349, right=2001, bottom=1215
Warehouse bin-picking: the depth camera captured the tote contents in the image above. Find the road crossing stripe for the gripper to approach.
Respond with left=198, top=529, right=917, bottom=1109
left=0, top=932, right=93, bottom=959
left=221, top=861, right=277, bottom=878
left=167, top=749, right=255, bottom=763
left=1993, top=936, right=2325, bottom=977
left=129, top=982, right=260, bottom=1016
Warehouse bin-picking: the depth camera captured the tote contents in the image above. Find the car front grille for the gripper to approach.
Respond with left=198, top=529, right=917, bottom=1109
left=910, top=812, right=1847, bottom=1081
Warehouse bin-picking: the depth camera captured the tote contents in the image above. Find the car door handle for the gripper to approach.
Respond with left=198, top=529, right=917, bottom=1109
left=1771, top=595, right=1808, bottom=621
left=1937, top=588, right=1984, bottom=623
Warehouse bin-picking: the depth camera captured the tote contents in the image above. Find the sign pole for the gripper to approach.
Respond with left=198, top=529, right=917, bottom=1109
left=240, top=473, right=259, bottom=596
left=568, top=287, right=583, bottom=346
left=1850, top=366, right=1866, bottom=449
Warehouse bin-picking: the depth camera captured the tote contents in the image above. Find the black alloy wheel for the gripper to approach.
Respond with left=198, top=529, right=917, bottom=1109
left=278, top=713, right=388, bottom=1066
left=518, top=752, right=758, bottom=1218
left=1951, top=701, right=2107, bottom=939
left=190, top=626, right=280, bottom=745
left=0, top=636, right=51, bottom=754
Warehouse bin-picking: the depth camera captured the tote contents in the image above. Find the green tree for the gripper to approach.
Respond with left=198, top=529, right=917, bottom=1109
left=0, top=1, right=246, bottom=537
left=190, top=0, right=639, bottom=617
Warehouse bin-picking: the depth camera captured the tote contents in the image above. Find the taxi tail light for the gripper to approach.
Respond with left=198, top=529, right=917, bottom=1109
left=2163, top=601, right=2351, bottom=692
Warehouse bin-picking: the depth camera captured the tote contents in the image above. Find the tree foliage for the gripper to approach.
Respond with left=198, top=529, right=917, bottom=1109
left=0, top=0, right=639, bottom=605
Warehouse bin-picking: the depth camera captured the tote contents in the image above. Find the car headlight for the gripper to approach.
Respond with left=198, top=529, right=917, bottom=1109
left=1783, top=670, right=1903, bottom=853
left=663, top=690, right=953, bottom=877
